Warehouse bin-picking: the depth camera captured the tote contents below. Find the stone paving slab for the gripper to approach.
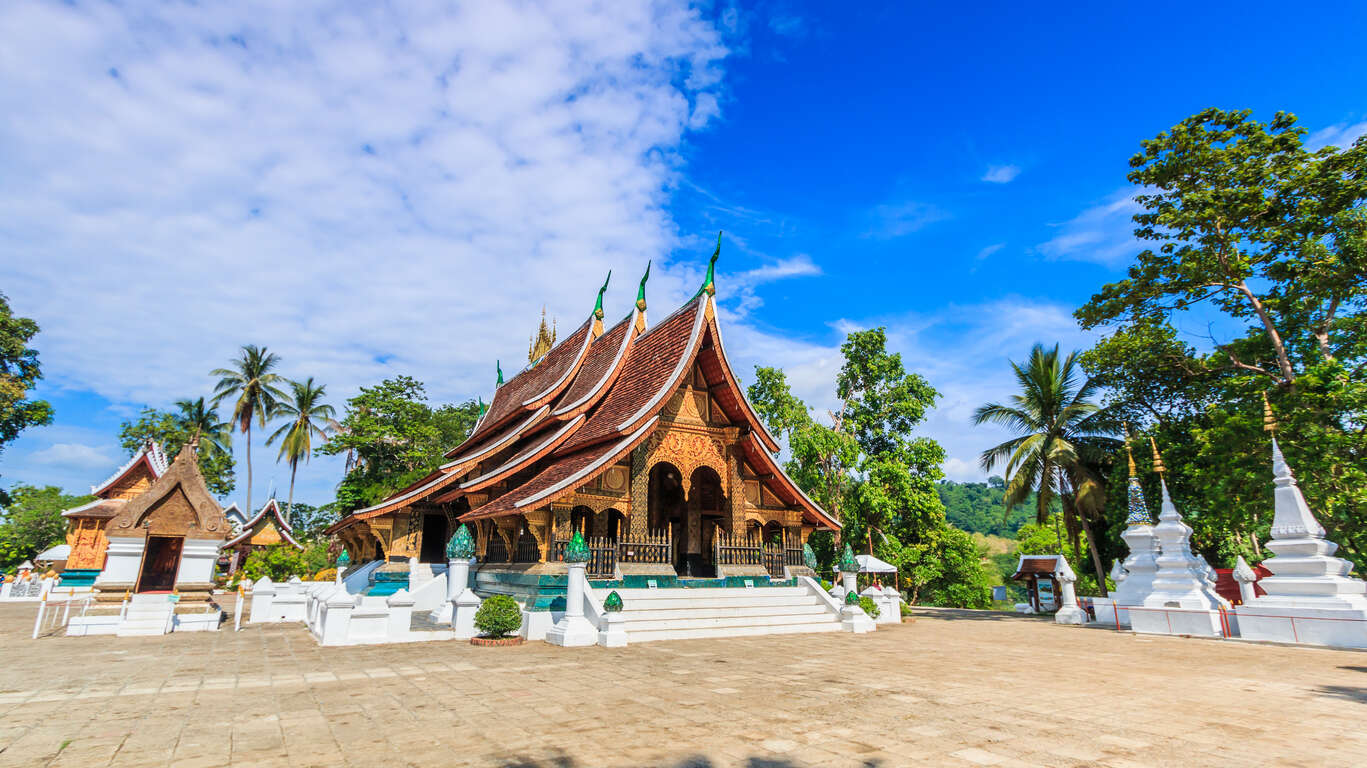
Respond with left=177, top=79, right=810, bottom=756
left=0, top=605, right=1365, bottom=766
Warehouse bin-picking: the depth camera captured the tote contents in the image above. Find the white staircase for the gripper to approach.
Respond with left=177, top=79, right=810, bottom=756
left=606, top=585, right=842, bottom=643
left=116, top=594, right=175, bottom=636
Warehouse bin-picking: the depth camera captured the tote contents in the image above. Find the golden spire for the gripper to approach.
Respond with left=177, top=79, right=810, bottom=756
left=1123, top=422, right=1136, bottom=477
left=1149, top=436, right=1165, bottom=477
left=1262, top=391, right=1278, bottom=434
left=528, top=307, right=556, bottom=363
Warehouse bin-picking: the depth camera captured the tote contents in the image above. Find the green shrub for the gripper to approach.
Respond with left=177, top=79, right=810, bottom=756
left=819, top=578, right=833, bottom=591
left=858, top=595, right=880, bottom=619
left=474, top=595, right=522, bottom=638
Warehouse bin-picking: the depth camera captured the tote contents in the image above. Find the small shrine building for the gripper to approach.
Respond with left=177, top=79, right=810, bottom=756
left=328, top=251, right=839, bottom=587
left=61, top=440, right=232, bottom=600
left=222, top=497, right=304, bottom=574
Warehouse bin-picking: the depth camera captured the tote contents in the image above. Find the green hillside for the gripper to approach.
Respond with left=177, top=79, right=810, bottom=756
left=938, top=478, right=1054, bottom=537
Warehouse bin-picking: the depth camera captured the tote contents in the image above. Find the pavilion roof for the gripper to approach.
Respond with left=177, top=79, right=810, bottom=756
left=224, top=498, right=304, bottom=549
left=90, top=441, right=169, bottom=497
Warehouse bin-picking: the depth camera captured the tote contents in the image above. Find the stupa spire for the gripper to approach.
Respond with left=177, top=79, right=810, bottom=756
left=1123, top=424, right=1150, bottom=526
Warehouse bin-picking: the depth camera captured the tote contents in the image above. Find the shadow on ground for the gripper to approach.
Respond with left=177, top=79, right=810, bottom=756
left=498, top=757, right=885, bottom=767
left=1316, top=685, right=1367, bottom=704
left=1339, top=665, right=1367, bottom=674
left=901, top=608, right=1047, bottom=622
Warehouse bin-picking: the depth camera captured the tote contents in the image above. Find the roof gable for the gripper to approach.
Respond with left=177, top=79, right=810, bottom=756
left=104, top=443, right=230, bottom=539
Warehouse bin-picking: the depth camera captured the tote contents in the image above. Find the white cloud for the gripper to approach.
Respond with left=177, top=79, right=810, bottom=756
left=981, top=164, right=1021, bottom=184
left=1036, top=188, right=1143, bottom=266
left=29, top=442, right=114, bottom=470
left=0, top=0, right=730, bottom=505
left=864, top=201, right=949, bottom=239
left=1306, top=120, right=1367, bottom=151
left=976, top=243, right=1005, bottom=260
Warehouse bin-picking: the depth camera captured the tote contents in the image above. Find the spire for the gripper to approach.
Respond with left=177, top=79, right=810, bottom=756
left=1123, top=424, right=1150, bottom=527
left=528, top=307, right=556, bottom=363
left=496, top=360, right=504, bottom=387
left=1262, top=391, right=1279, bottom=434
left=695, top=231, right=721, bottom=298
left=1270, top=437, right=1325, bottom=538
left=1149, top=436, right=1165, bottom=477
left=594, top=271, right=611, bottom=320
left=634, top=261, right=650, bottom=333
left=636, top=261, right=650, bottom=312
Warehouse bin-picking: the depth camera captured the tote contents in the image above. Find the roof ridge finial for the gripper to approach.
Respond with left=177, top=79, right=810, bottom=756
left=496, top=360, right=504, bottom=387
left=1149, top=435, right=1165, bottom=477
left=1262, top=391, right=1279, bottom=434
left=1123, top=422, right=1136, bottom=477
left=594, top=271, right=611, bottom=320
left=636, top=261, right=651, bottom=312
left=695, top=231, right=721, bottom=298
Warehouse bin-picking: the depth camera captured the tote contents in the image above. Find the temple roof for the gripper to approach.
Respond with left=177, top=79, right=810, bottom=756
left=335, top=261, right=835, bottom=533
left=90, top=441, right=168, bottom=497
left=62, top=498, right=125, bottom=519
left=224, top=498, right=303, bottom=549
left=103, top=442, right=231, bottom=540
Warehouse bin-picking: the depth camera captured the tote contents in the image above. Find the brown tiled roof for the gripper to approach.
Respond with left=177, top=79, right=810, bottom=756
left=62, top=499, right=125, bottom=519
left=552, top=313, right=634, bottom=419
left=460, top=317, right=592, bottom=445
left=464, top=416, right=658, bottom=521
left=1012, top=557, right=1060, bottom=579
left=459, top=415, right=585, bottom=493
left=562, top=297, right=705, bottom=451
left=737, top=432, right=839, bottom=531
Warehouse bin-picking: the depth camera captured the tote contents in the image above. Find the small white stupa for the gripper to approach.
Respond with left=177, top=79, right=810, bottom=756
left=1236, top=405, right=1367, bottom=648
left=1092, top=430, right=1160, bottom=628
left=1130, top=448, right=1228, bottom=638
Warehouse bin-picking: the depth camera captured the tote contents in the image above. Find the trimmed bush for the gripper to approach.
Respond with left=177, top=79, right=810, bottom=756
left=474, top=594, right=522, bottom=638
left=858, top=595, right=881, bottom=619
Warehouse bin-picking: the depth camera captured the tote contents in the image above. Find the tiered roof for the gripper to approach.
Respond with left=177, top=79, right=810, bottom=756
left=332, top=255, right=836, bottom=533
left=64, top=440, right=170, bottom=520
left=224, top=498, right=303, bottom=549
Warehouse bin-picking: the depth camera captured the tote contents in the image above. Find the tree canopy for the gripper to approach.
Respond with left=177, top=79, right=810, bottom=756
left=0, top=293, right=54, bottom=504
left=119, top=405, right=237, bottom=496
left=0, top=485, right=91, bottom=570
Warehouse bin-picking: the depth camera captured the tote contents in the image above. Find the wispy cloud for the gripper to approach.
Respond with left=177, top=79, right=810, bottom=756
left=981, top=164, right=1021, bottom=184
left=976, top=243, right=1005, bottom=260
left=864, top=201, right=949, bottom=239
left=0, top=0, right=731, bottom=504
left=1306, top=120, right=1367, bottom=151
left=1036, top=188, right=1143, bottom=266
left=29, top=442, right=114, bottom=471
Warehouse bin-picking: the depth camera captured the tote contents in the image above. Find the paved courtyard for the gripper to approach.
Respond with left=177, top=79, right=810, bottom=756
left=1, top=604, right=1364, bottom=767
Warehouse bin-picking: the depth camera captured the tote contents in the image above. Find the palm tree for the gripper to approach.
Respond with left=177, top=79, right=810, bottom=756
left=267, top=377, right=335, bottom=523
left=974, top=343, right=1117, bottom=596
left=173, top=397, right=233, bottom=458
left=211, top=345, right=287, bottom=519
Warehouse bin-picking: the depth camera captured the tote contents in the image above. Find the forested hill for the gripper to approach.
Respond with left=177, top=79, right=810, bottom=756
left=938, top=478, right=1052, bottom=537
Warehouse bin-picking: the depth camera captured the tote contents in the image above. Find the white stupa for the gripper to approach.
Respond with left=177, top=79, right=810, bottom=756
left=1235, top=434, right=1367, bottom=648
left=1092, top=432, right=1160, bottom=628
left=1130, top=464, right=1229, bottom=638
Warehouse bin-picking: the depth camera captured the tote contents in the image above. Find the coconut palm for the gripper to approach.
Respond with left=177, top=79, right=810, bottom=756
left=173, top=397, right=232, bottom=458
left=267, top=377, right=335, bottom=523
left=973, top=343, right=1117, bottom=596
left=210, top=345, right=287, bottom=520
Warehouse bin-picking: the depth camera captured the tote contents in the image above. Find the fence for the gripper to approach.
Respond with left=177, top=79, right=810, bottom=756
left=31, top=593, right=96, bottom=639
left=714, top=532, right=788, bottom=578
left=619, top=529, right=672, bottom=566
left=551, top=536, right=618, bottom=577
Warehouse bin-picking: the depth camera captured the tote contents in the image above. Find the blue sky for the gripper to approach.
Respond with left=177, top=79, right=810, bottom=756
left=3, top=1, right=1366, bottom=509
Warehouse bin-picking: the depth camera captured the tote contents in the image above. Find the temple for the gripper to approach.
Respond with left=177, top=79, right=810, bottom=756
left=320, top=244, right=848, bottom=643
left=222, top=497, right=304, bottom=574
left=59, top=440, right=171, bottom=588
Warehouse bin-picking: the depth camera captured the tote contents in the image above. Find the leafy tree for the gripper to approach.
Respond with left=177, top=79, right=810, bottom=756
left=1077, top=109, right=1367, bottom=570
left=282, top=502, right=339, bottom=542
left=239, top=540, right=330, bottom=582
left=748, top=330, right=992, bottom=608
left=267, top=378, right=335, bottom=523
left=0, top=485, right=91, bottom=570
left=0, top=293, right=54, bottom=504
left=119, top=405, right=236, bottom=496
left=211, top=345, right=287, bottom=520
left=319, top=377, right=481, bottom=511
left=974, top=344, right=1117, bottom=595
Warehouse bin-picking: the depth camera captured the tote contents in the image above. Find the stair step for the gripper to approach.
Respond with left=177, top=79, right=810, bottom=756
left=621, top=612, right=838, bottom=632
left=605, top=587, right=809, bottom=600
left=618, top=603, right=830, bottom=622
left=626, top=621, right=841, bottom=643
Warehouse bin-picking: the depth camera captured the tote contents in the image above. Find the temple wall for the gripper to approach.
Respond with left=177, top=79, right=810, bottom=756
left=66, top=518, right=108, bottom=570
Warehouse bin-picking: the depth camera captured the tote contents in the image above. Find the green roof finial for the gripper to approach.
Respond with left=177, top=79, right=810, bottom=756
left=496, top=360, right=504, bottom=387
left=839, top=543, right=859, bottom=573
left=695, top=231, right=721, bottom=298
left=446, top=524, right=475, bottom=560
left=477, top=396, right=487, bottom=418
left=564, top=530, right=590, bottom=563
left=604, top=590, right=623, bottom=612
left=635, top=261, right=651, bottom=312
left=337, top=549, right=351, bottom=567
left=594, top=271, right=611, bottom=320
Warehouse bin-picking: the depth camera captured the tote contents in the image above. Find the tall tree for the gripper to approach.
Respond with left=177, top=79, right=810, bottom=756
left=210, top=345, right=287, bottom=519
left=119, top=404, right=236, bottom=496
left=1077, top=109, right=1367, bottom=570
left=319, top=376, right=481, bottom=511
left=0, top=293, right=54, bottom=504
left=0, top=485, right=92, bottom=569
left=267, top=377, right=335, bottom=523
left=974, top=343, right=1117, bottom=595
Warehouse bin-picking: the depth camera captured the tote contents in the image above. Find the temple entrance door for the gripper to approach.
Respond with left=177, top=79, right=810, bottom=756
left=136, top=535, right=183, bottom=592
left=419, top=514, right=448, bottom=564
left=648, top=462, right=686, bottom=575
